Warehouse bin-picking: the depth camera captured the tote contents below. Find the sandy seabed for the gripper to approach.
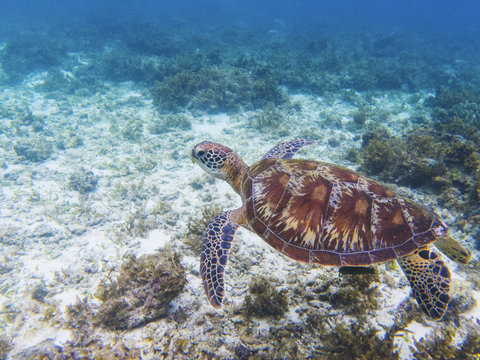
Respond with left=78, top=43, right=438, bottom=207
left=0, top=71, right=478, bottom=359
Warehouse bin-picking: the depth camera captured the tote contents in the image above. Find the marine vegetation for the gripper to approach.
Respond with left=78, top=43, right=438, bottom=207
left=68, top=168, right=99, bottom=194
left=183, top=203, right=223, bottom=255
left=149, top=113, right=192, bottom=134
left=412, top=325, right=480, bottom=360
left=150, top=66, right=284, bottom=113
left=243, top=276, right=288, bottom=318
left=13, top=137, right=53, bottom=162
left=94, top=251, right=186, bottom=330
left=236, top=312, right=405, bottom=359
left=319, top=320, right=400, bottom=360
left=0, top=337, right=12, bottom=360
left=248, top=102, right=287, bottom=131
left=0, top=32, right=67, bottom=83
left=358, top=89, right=480, bottom=233
left=329, top=272, right=380, bottom=314
left=121, top=119, right=143, bottom=141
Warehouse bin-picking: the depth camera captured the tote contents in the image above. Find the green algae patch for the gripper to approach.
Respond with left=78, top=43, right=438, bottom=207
left=243, top=276, right=288, bottom=319
left=94, top=251, right=186, bottom=330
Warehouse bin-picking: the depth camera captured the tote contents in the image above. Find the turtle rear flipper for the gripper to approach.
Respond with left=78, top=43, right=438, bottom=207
left=434, top=236, right=471, bottom=265
left=200, top=208, right=244, bottom=308
left=397, top=248, right=451, bottom=320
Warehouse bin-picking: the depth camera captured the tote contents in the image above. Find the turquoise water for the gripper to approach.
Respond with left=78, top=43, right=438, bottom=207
left=0, top=1, right=479, bottom=359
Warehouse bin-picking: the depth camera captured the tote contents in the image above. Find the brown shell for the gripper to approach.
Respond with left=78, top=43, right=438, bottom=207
left=242, top=159, right=448, bottom=266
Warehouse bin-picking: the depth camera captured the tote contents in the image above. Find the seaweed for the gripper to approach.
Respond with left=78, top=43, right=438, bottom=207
left=351, top=107, right=368, bottom=128
left=94, top=251, right=186, bottom=330
left=121, top=119, right=143, bottom=141
left=149, top=114, right=192, bottom=134
left=68, top=168, right=99, bottom=194
left=319, top=321, right=400, bottom=360
left=183, top=204, right=223, bottom=255
left=330, top=272, right=380, bottom=315
left=243, top=276, right=288, bottom=318
left=412, top=325, right=480, bottom=360
left=13, top=137, right=53, bottom=162
left=0, top=337, right=12, bottom=360
left=151, top=66, right=285, bottom=113
left=248, top=102, right=286, bottom=130
left=31, top=282, right=48, bottom=303
left=0, top=32, right=66, bottom=82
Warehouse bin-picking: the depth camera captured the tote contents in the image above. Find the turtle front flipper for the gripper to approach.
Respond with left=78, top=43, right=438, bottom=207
left=262, top=139, right=315, bottom=160
left=200, top=208, right=244, bottom=308
left=397, top=247, right=451, bottom=320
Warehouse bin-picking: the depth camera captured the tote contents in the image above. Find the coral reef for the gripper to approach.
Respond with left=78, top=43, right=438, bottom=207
left=243, top=276, right=288, bottom=318
left=94, top=251, right=186, bottom=330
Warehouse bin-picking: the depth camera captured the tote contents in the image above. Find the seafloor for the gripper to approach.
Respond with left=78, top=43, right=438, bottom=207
left=0, top=19, right=479, bottom=360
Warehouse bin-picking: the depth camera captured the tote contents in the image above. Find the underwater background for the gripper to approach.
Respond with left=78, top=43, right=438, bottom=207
left=0, top=0, right=479, bottom=358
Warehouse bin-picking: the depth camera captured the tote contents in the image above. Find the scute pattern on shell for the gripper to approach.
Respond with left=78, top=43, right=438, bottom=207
left=243, top=159, right=447, bottom=266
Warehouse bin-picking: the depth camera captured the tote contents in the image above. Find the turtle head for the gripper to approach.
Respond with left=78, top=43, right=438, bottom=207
left=192, top=141, right=248, bottom=194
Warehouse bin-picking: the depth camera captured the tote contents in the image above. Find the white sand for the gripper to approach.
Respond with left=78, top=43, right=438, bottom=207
left=0, top=73, right=478, bottom=358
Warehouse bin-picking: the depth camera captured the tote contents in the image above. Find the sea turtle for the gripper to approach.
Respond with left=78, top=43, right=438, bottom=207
left=191, top=139, right=471, bottom=319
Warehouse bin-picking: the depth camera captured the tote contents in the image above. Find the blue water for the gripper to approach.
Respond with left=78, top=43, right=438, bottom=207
left=1, top=0, right=479, bottom=90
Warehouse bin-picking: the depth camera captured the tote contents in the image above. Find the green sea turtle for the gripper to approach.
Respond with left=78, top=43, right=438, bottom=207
left=191, top=139, right=471, bottom=319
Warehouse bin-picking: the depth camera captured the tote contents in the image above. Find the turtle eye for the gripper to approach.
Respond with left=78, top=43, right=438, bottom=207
left=196, top=150, right=205, bottom=157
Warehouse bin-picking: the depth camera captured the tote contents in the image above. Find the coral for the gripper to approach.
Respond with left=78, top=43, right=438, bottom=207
left=68, top=168, right=99, bottom=194
left=13, top=138, right=53, bottom=162
left=55, top=130, right=83, bottom=150
left=243, top=276, right=288, bottom=318
left=94, top=251, right=186, bottom=330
